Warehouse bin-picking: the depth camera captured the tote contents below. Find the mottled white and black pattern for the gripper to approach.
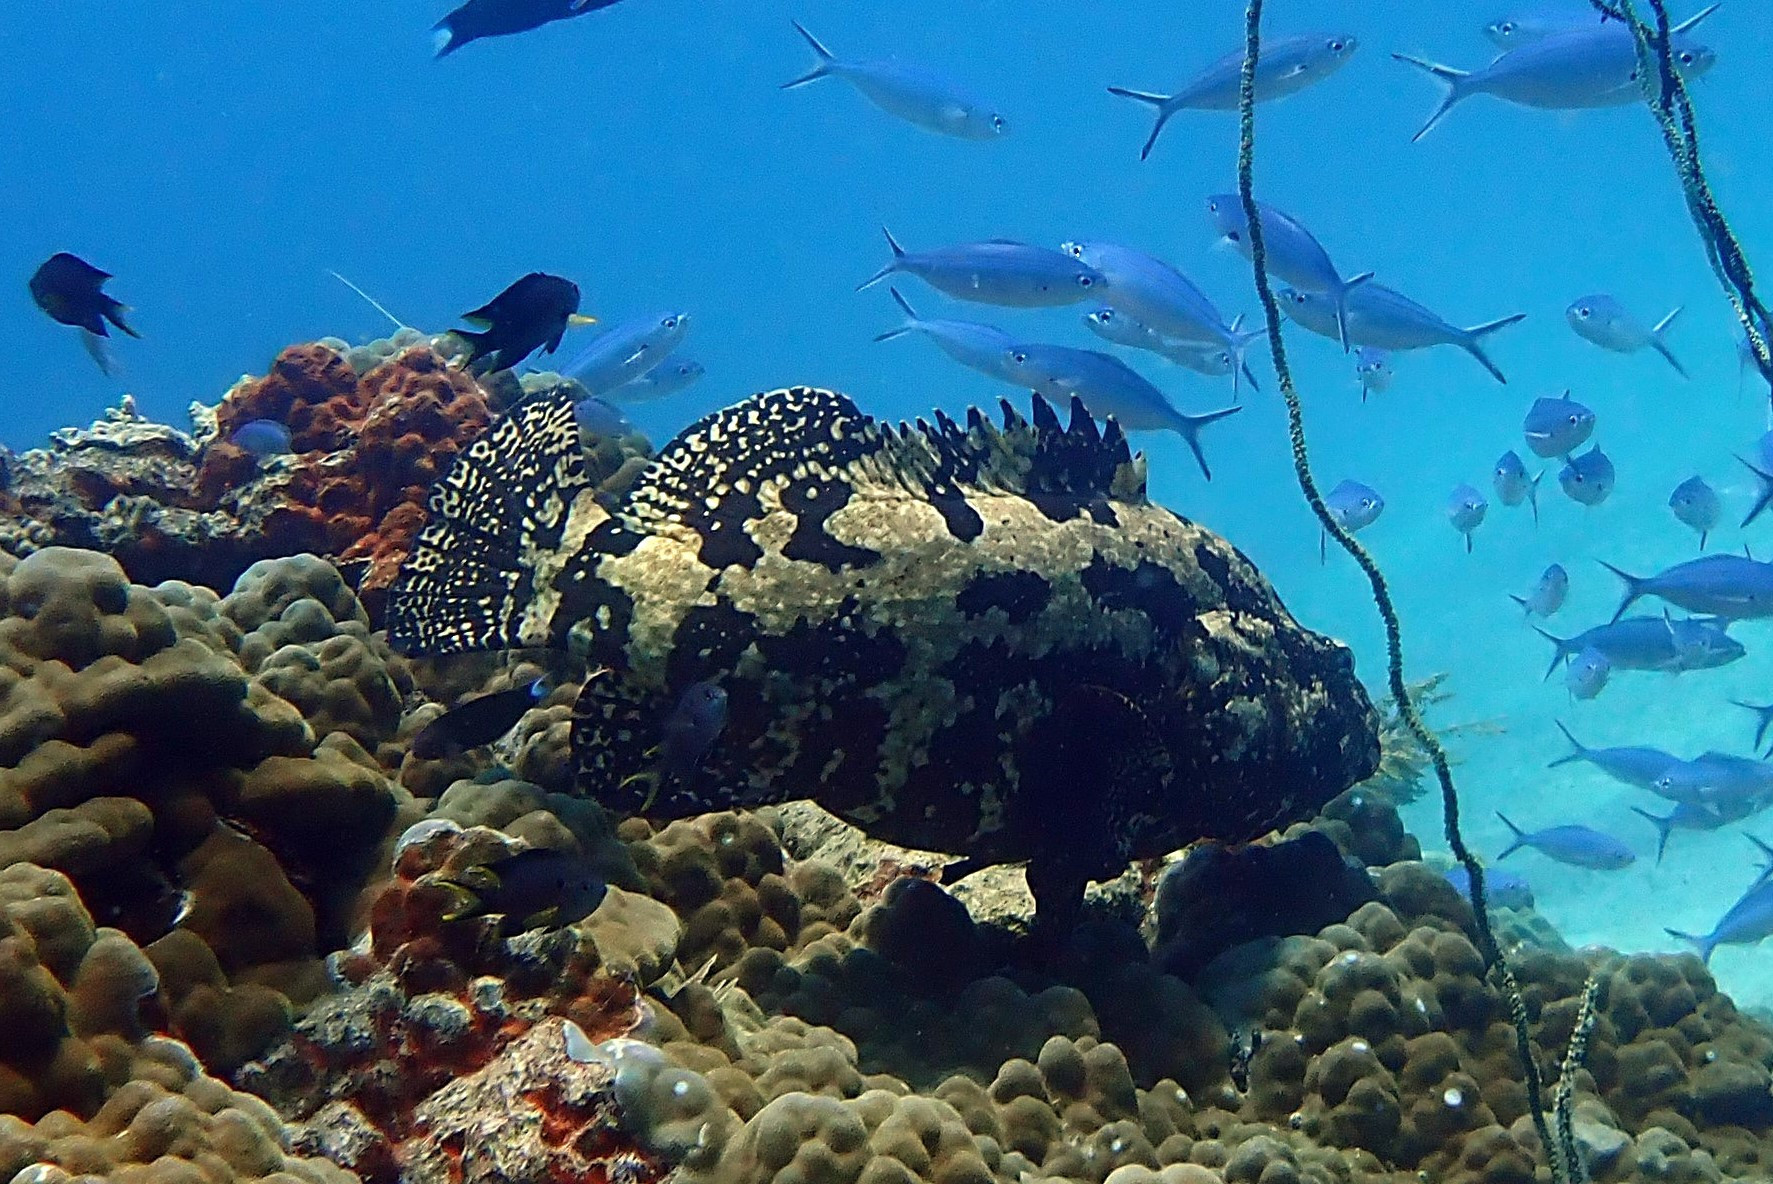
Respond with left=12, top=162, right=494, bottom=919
left=389, top=386, right=1379, bottom=924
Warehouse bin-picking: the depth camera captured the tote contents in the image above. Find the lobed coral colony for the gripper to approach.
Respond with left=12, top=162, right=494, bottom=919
left=0, top=336, right=1770, bottom=1184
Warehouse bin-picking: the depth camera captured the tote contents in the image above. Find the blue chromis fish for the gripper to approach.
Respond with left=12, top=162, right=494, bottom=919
left=1444, top=863, right=1535, bottom=910
left=605, top=355, right=704, bottom=403
left=433, top=0, right=619, bottom=57
left=1001, top=345, right=1241, bottom=480
left=1394, top=8, right=1720, bottom=141
left=862, top=230, right=1103, bottom=308
left=411, top=678, right=549, bottom=761
left=1447, top=484, right=1488, bottom=553
left=782, top=22, right=1007, bottom=140
left=1522, top=392, right=1595, bottom=459
left=1669, top=476, right=1721, bottom=550
left=1536, top=615, right=1742, bottom=680
left=1602, top=553, right=1773, bottom=622
left=438, top=846, right=609, bottom=933
left=1558, top=446, right=1614, bottom=508
left=454, top=273, right=595, bottom=375
left=877, top=288, right=1019, bottom=383
left=1355, top=347, right=1393, bottom=401
left=1511, top=563, right=1568, bottom=617
left=560, top=312, right=691, bottom=396
left=1205, top=195, right=1371, bottom=351
left=1667, top=874, right=1773, bottom=964
left=1497, top=812, right=1634, bottom=869
left=1279, top=284, right=1523, bottom=384
left=1108, top=34, right=1358, bottom=160
left=1549, top=721, right=1679, bottom=790
left=1566, top=295, right=1687, bottom=378
left=1492, top=449, right=1543, bottom=524
left=30, top=252, right=139, bottom=343
left=229, top=420, right=293, bottom=460
left=1565, top=646, right=1611, bottom=700
left=1321, top=479, right=1383, bottom=562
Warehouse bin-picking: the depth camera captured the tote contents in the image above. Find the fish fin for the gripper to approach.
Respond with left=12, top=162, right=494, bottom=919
left=857, top=228, right=906, bottom=291
left=782, top=19, right=836, bottom=88
left=1747, top=832, right=1773, bottom=865
left=1630, top=807, right=1674, bottom=864
left=1391, top=53, right=1471, bottom=142
left=79, top=330, right=119, bottom=378
left=1672, top=3, right=1721, bottom=35
left=1646, top=325, right=1688, bottom=379
left=1495, top=811, right=1526, bottom=853
left=1527, top=470, right=1542, bottom=527
left=1738, top=455, right=1773, bottom=527
left=1458, top=313, right=1526, bottom=384
left=888, top=286, right=918, bottom=319
left=1465, top=533, right=1473, bottom=555
left=1509, top=593, right=1529, bottom=613
left=435, top=881, right=483, bottom=922
left=1533, top=626, right=1573, bottom=681
left=1174, top=405, right=1242, bottom=482
left=872, top=326, right=912, bottom=343
left=1332, top=273, right=1374, bottom=353
left=1319, top=528, right=1327, bottom=566
left=431, top=16, right=464, bottom=58
left=1548, top=720, right=1588, bottom=767
left=873, top=286, right=920, bottom=341
left=1597, top=559, right=1647, bottom=624
left=1664, top=928, right=1716, bottom=964
left=1730, top=700, right=1773, bottom=752
left=1699, top=528, right=1708, bottom=551
left=1106, top=87, right=1177, bottom=161
left=102, top=299, right=140, bottom=339
left=385, top=394, right=597, bottom=656
left=1228, top=326, right=1262, bottom=400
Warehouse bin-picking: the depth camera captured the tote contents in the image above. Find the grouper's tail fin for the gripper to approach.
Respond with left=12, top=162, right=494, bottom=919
left=387, top=394, right=597, bottom=656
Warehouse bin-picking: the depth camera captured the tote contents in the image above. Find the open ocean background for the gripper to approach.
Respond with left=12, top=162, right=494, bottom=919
left=3, top=1, right=1770, bottom=1004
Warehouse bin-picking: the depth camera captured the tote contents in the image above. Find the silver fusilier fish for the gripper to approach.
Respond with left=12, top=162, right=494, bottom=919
left=1355, top=347, right=1393, bottom=401
left=1558, top=446, right=1614, bottom=507
left=1549, top=721, right=1680, bottom=791
left=1511, top=563, right=1568, bottom=617
left=1669, top=475, right=1721, bottom=550
left=1493, top=449, right=1543, bottom=524
left=605, top=355, right=704, bottom=403
left=1522, top=392, right=1595, bottom=459
left=1447, top=484, right=1488, bottom=552
left=1483, top=10, right=1601, bottom=48
left=1280, top=284, right=1523, bottom=383
left=875, top=288, right=1020, bottom=383
left=1206, top=195, right=1372, bottom=351
left=1497, top=812, right=1634, bottom=869
left=1001, top=344, right=1241, bottom=480
left=1321, top=479, right=1384, bottom=563
left=1394, top=6, right=1720, bottom=140
left=1084, top=307, right=1239, bottom=381
left=1565, top=647, right=1611, bottom=701
left=560, top=312, right=691, bottom=396
left=1108, top=33, right=1358, bottom=159
left=1567, top=294, right=1687, bottom=378
left=1602, top=553, right=1773, bottom=622
left=782, top=21, right=1008, bottom=140
left=1667, top=875, right=1773, bottom=964
left=1536, top=616, right=1742, bottom=679
left=862, top=230, right=1103, bottom=308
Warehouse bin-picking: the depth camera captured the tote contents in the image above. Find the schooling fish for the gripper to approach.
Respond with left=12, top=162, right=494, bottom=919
left=1447, top=484, right=1488, bottom=553
left=861, top=230, right=1103, bottom=308
left=1002, top=344, right=1241, bottom=480
left=1667, top=875, right=1773, bottom=964
left=1493, top=449, right=1543, bottom=524
left=1511, top=563, right=1568, bottom=617
left=1731, top=699, right=1773, bottom=756
left=1395, top=8, right=1720, bottom=141
left=1162, top=339, right=1240, bottom=379
left=1536, top=615, right=1742, bottom=680
left=1279, top=284, right=1523, bottom=384
left=439, top=846, right=609, bottom=932
left=1602, top=553, right=1773, bottom=622
left=1483, top=10, right=1601, bottom=48
left=433, top=0, right=618, bottom=57
left=1444, top=863, right=1535, bottom=910
left=411, top=678, right=549, bottom=761
left=229, top=420, right=293, bottom=460
left=1567, top=295, right=1687, bottom=378
left=1737, top=433, right=1773, bottom=528
left=1558, top=446, right=1614, bottom=508
left=454, top=273, right=593, bottom=374
left=1498, top=812, right=1634, bottom=869
left=605, top=355, right=704, bottom=403
left=1522, top=392, right=1595, bottom=459
left=1549, top=720, right=1679, bottom=791
left=1631, top=802, right=1730, bottom=864
left=1355, top=347, right=1394, bottom=401
left=1108, top=34, right=1359, bottom=160
left=30, top=253, right=139, bottom=352
left=782, top=21, right=1008, bottom=140
left=574, top=397, right=633, bottom=444
left=1566, top=646, right=1610, bottom=700
left=1082, top=308, right=1239, bottom=382
left=1650, top=752, right=1773, bottom=811
left=1205, top=195, right=1372, bottom=351
left=1321, top=479, right=1384, bottom=562
left=877, top=288, right=1019, bottom=383
left=560, top=313, right=691, bottom=396
left=1669, top=476, right=1721, bottom=550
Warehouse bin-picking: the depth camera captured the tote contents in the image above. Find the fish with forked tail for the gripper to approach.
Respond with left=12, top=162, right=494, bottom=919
left=453, top=273, right=596, bottom=375
left=433, top=0, right=620, bottom=57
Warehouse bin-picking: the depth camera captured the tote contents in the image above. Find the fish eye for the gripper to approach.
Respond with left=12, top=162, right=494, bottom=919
left=992, top=114, right=1006, bottom=131
left=1227, top=230, right=1242, bottom=243
left=1077, top=274, right=1095, bottom=288
left=1567, top=414, right=1580, bottom=425
left=663, top=316, right=679, bottom=328
left=1012, top=351, right=1028, bottom=364
left=1328, top=38, right=1344, bottom=51
left=1576, top=306, right=1591, bottom=318
left=1679, top=51, right=1695, bottom=65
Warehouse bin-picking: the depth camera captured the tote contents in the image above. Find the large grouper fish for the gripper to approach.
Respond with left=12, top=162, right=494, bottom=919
left=387, top=385, right=1380, bottom=926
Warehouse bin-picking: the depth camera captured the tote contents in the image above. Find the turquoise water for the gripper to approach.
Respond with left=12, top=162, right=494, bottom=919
left=5, top=3, right=1771, bottom=999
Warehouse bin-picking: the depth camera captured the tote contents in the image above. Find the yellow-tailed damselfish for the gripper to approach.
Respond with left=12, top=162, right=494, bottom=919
left=452, top=272, right=594, bottom=375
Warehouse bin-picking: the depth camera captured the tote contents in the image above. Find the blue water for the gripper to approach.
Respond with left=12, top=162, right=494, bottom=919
left=5, top=3, right=1772, bottom=998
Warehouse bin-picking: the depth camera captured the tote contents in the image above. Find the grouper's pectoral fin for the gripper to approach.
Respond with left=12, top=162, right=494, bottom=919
left=1015, top=684, right=1173, bottom=935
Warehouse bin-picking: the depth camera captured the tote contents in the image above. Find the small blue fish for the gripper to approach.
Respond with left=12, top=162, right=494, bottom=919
left=1566, top=646, right=1611, bottom=700
left=1355, top=347, right=1393, bottom=401
left=432, top=0, right=617, bottom=57
left=1558, top=446, right=1614, bottom=507
left=877, top=288, right=1019, bottom=383
left=560, top=312, right=691, bottom=396
left=1731, top=699, right=1773, bottom=756
left=1602, top=553, right=1773, bottom=622
left=1447, top=484, right=1488, bottom=553
left=1567, top=295, right=1687, bottom=378
left=1667, top=875, right=1773, bottom=964
left=229, top=419, right=293, bottom=459
left=1631, top=802, right=1730, bottom=864
left=1492, top=449, right=1543, bottom=524
left=1082, top=306, right=1170, bottom=355
left=1522, top=392, right=1595, bottom=459
left=1321, top=479, right=1384, bottom=562
left=1548, top=721, right=1679, bottom=790
left=1498, top=812, right=1633, bottom=869
left=1649, top=751, right=1773, bottom=811
left=1001, top=345, right=1241, bottom=480
left=1536, top=615, right=1743, bottom=679
left=1669, top=476, right=1721, bottom=550
left=1511, top=563, right=1568, bottom=617
left=1666, top=616, right=1749, bottom=673
left=412, top=678, right=549, bottom=761
left=1108, top=33, right=1359, bottom=160
left=659, top=681, right=728, bottom=782
left=862, top=230, right=1103, bottom=308
left=605, top=355, right=704, bottom=403
left=574, top=397, right=632, bottom=442
left=1205, top=195, right=1372, bottom=351
left=1161, top=338, right=1239, bottom=379
left=1280, top=284, right=1522, bottom=384
left=1444, top=863, right=1535, bottom=910
left=782, top=22, right=1008, bottom=140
